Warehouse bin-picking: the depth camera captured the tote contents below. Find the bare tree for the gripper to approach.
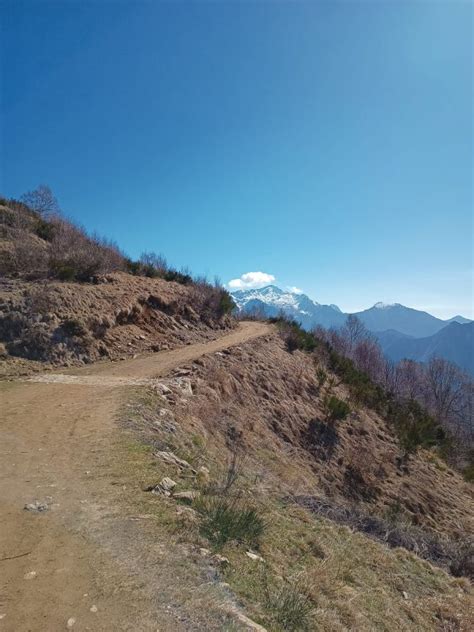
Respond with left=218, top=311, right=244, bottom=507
left=353, top=337, right=385, bottom=382
left=426, top=357, right=465, bottom=424
left=342, top=314, right=369, bottom=354
left=21, top=185, right=61, bottom=218
left=396, top=359, right=426, bottom=402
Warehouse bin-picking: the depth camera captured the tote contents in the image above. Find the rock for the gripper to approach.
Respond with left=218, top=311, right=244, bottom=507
left=402, top=591, right=409, bottom=600
left=24, top=500, right=49, bottom=512
left=246, top=551, right=264, bottom=562
left=90, top=605, right=98, bottom=613
left=174, top=367, right=192, bottom=377
left=153, top=451, right=195, bottom=471
left=23, top=571, right=37, bottom=580
left=199, top=547, right=211, bottom=556
left=212, top=554, right=229, bottom=567
left=155, top=383, right=172, bottom=395
left=152, top=476, right=178, bottom=496
left=171, top=377, right=193, bottom=397
left=160, top=476, right=177, bottom=491
left=0, top=342, right=7, bottom=358
left=66, top=617, right=76, bottom=629
left=173, top=490, right=199, bottom=502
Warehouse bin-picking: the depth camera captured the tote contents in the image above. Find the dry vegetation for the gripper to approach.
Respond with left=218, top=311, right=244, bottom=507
left=119, top=330, right=473, bottom=630
left=0, top=189, right=235, bottom=374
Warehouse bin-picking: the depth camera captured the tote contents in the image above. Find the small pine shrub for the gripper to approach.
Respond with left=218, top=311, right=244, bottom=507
left=54, top=264, right=76, bottom=281
left=271, top=317, right=317, bottom=353
left=163, top=269, right=193, bottom=284
left=35, top=218, right=56, bottom=241
left=323, top=395, right=350, bottom=423
left=125, top=258, right=141, bottom=275
left=195, top=496, right=265, bottom=548
left=217, top=290, right=235, bottom=316
left=316, top=367, right=327, bottom=389
left=61, top=318, right=87, bottom=337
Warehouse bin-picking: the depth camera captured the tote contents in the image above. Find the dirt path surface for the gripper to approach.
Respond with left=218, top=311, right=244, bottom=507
left=0, top=322, right=270, bottom=632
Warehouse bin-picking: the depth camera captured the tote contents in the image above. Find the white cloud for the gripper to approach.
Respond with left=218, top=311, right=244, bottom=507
left=287, top=286, right=303, bottom=294
left=228, top=271, right=276, bottom=289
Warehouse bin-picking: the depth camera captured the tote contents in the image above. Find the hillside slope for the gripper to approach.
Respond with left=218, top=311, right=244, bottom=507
left=125, top=330, right=473, bottom=630
left=0, top=273, right=234, bottom=376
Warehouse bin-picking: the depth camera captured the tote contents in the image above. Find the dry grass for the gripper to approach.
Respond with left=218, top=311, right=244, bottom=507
left=120, top=383, right=474, bottom=632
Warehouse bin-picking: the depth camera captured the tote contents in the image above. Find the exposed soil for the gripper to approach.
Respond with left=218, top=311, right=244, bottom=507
left=0, top=273, right=234, bottom=374
left=0, top=322, right=270, bottom=632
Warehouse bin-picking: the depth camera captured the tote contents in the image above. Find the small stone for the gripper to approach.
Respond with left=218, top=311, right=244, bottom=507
left=24, top=500, right=49, bottom=512
left=23, top=571, right=37, bottom=580
left=199, top=547, right=211, bottom=556
left=402, top=591, right=409, bottom=600
left=212, top=554, right=229, bottom=567
left=67, top=618, right=76, bottom=628
left=90, top=605, right=98, bottom=613
left=246, top=551, right=264, bottom=562
left=0, top=614, right=5, bottom=620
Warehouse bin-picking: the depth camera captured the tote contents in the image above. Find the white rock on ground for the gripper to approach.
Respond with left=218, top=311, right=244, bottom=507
left=153, top=451, right=195, bottom=471
left=159, top=477, right=177, bottom=492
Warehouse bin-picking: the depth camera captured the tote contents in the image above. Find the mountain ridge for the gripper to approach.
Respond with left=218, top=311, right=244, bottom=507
left=376, top=321, right=474, bottom=375
left=230, top=285, right=471, bottom=336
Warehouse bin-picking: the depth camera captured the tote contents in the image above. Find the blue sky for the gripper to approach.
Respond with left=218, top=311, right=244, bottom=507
left=1, top=1, right=472, bottom=318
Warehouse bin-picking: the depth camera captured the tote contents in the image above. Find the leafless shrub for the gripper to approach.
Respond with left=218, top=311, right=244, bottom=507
left=49, top=218, right=125, bottom=280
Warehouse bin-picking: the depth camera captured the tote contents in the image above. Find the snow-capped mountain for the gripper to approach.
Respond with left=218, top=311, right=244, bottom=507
left=354, top=303, right=459, bottom=338
left=231, top=286, right=471, bottom=338
left=230, top=286, right=346, bottom=329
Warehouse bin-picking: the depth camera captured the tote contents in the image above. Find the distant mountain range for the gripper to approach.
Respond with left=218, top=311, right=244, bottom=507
left=375, top=322, right=474, bottom=375
left=231, top=285, right=473, bottom=374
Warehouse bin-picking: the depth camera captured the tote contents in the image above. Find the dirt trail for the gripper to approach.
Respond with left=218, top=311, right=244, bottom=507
left=0, top=322, right=270, bottom=632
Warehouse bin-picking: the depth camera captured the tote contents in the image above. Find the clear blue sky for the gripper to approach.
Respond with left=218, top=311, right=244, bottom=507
left=1, top=1, right=472, bottom=318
